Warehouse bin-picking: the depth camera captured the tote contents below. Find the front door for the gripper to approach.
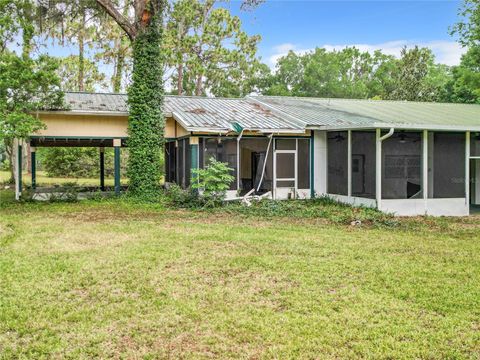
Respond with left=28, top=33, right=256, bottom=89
left=274, top=150, right=297, bottom=199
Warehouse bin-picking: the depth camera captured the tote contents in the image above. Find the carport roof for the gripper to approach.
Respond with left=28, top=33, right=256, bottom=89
left=57, top=92, right=480, bottom=133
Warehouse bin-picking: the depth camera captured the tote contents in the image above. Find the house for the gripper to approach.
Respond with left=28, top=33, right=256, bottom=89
left=13, top=92, right=480, bottom=216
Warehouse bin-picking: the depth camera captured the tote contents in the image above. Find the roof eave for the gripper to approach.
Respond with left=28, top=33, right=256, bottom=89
left=307, top=123, right=480, bottom=132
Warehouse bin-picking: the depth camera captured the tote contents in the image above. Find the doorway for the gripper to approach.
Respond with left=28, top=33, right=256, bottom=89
left=274, top=148, right=297, bottom=199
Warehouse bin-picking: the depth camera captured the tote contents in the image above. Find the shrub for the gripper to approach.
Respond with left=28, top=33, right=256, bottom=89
left=191, top=157, right=234, bottom=207
left=164, top=184, right=199, bottom=208
left=40, top=147, right=129, bottom=178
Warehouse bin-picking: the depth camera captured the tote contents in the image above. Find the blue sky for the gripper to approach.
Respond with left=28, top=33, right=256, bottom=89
left=225, top=0, right=465, bottom=66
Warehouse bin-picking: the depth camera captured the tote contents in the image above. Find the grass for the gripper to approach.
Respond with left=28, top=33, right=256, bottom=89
left=0, top=170, right=126, bottom=187
left=0, top=193, right=479, bottom=358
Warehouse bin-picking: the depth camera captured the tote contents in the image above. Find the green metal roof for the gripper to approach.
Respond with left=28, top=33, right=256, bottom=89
left=56, top=92, right=480, bottom=133
left=251, top=96, right=480, bottom=131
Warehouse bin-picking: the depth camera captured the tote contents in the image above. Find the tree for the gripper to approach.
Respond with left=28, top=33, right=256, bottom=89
left=261, top=47, right=398, bottom=99
left=39, top=0, right=102, bottom=92
left=58, top=55, right=108, bottom=91
left=94, top=4, right=131, bottom=92
left=445, top=46, right=480, bottom=103
left=388, top=46, right=451, bottom=102
left=0, top=52, right=64, bottom=182
left=164, top=0, right=261, bottom=97
left=451, top=0, right=480, bottom=46
left=92, top=0, right=165, bottom=197
left=0, top=0, right=64, bottom=182
left=449, top=1, right=480, bottom=103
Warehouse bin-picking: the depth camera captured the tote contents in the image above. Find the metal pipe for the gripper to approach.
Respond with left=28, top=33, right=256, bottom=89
left=376, top=128, right=394, bottom=209
left=256, top=134, right=274, bottom=192
left=236, top=129, right=245, bottom=191
left=379, top=127, right=395, bottom=141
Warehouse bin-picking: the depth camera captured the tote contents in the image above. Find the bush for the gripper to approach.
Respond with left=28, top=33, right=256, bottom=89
left=40, top=147, right=128, bottom=178
left=191, top=158, right=234, bottom=207
left=164, top=184, right=199, bottom=208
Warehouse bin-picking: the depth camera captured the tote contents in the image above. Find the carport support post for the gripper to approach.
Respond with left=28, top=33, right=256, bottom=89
left=99, top=147, right=105, bottom=191
left=113, top=139, right=121, bottom=195
left=16, top=141, right=22, bottom=200
left=31, top=146, right=36, bottom=190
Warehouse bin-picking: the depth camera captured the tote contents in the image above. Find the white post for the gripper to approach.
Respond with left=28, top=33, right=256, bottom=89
left=294, top=139, right=298, bottom=198
left=314, top=131, right=327, bottom=196
left=428, top=132, right=434, bottom=198
left=466, top=131, right=471, bottom=208
left=347, top=130, right=352, bottom=200
left=273, top=139, right=277, bottom=200
left=422, top=130, right=428, bottom=214
left=375, top=129, right=382, bottom=210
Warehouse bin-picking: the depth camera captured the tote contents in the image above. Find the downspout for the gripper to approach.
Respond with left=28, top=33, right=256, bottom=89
left=256, top=134, right=273, bottom=192
left=376, top=128, right=394, bottom=210
left=236, top=128, right=245, bottom=191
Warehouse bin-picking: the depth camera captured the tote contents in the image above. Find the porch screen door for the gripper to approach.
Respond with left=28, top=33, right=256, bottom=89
left=274, top=148, right=297, bottom=198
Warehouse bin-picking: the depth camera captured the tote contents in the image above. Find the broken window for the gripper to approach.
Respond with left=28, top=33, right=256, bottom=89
left=429, top=132, right=465, bottom=198
left=351, top=131, right=376, bottom=199
left=382, top=131, right=422, bottom=199
left=240, top=138, right=273, bottom=194
left=327, top=131, right=348, bottom=195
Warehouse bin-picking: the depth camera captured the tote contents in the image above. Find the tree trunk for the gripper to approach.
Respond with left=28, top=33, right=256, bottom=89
left=126, top=1, right=165, bottom=196
left=78, top=7, right=86, bottom=92
left=195, top=74, right=203, bottom=96
left=4, top=139, right=14, bottom=184
left=112, top=37, right=125, bottom=93
left=177, top=62, right=183, bottom=95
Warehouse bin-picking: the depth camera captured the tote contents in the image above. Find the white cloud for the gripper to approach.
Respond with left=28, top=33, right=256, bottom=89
left=268, top=40, right=467, bottom=68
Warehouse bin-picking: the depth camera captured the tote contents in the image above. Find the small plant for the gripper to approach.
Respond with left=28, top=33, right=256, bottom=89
left=191, top=157, right=234, bottom=207
left=164, top=183, right=199, bottom=208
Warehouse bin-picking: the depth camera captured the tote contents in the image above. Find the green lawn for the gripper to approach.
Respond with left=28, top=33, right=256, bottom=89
left=0, top=170, right=125, bottom=187
left=0, top=195, right=479, bottom=358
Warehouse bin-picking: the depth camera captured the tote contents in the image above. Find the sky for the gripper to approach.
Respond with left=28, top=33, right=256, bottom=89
left=224, top=0, right=466, bottom=67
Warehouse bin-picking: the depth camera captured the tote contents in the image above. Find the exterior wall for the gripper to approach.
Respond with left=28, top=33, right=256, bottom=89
left=328, top=194, right=377, bottom=208
left=36, top=113, right=128, bottom=138
left=379, top=198, right=469, bottom=217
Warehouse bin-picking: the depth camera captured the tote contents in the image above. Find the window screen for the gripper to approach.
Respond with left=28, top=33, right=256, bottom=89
left=472, top=132, right=480, bottom=157
left=430, top=132, right=465, bottom=198
left=382, top=131, right=422, bottom=199
left=239, top=138, right=273, bottom=194
left=276, top=153, right=295, bottom=179
left=165, top=141, right=176, bottom=182
left=275, top=139, right=296, bottom=150
left=201, top=137, right=237, bottom=190
left=176, top=140, right=184, bottom=188
left=297, top=139, right=310, bottom=189
left=351, top=132, right=376, bottom=199
left=327, top=131, right=348, bottom=195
